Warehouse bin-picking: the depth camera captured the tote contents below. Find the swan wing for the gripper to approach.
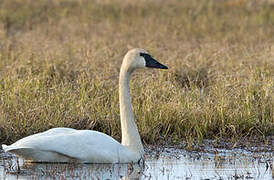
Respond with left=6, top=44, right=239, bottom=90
left=3, top=128, right=134, bottom=163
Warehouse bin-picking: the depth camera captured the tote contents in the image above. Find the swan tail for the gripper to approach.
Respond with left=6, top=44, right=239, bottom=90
left=2, top=144, right=9, bottom=152
left=2, top=144, right=27, bottom=153
left=2, top=145, right=32, bottom=155
left=2, top=145, right=75, bottom=162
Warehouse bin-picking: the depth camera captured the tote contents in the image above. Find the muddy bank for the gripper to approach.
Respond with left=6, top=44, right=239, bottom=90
left=148, top=136, right=274, bottom=154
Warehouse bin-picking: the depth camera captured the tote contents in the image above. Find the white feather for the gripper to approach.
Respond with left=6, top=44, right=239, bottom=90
left=3, top=128, right=137, bottom=163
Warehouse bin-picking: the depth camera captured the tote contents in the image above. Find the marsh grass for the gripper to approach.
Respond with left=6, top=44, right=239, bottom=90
left=0, top=0, right=273, bottom=148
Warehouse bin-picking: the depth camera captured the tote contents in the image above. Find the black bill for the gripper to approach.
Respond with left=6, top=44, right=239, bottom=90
left=140, top=53, right=168, bottom=69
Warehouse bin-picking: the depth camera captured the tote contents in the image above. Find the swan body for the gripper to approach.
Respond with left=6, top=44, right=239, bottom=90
left=2, top=48, right=168, bottom=163
left=2, top=128, right=138, bottom=163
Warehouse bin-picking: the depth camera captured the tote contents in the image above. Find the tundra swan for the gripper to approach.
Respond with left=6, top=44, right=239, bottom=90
left=2, top=48, right=168, bottom=163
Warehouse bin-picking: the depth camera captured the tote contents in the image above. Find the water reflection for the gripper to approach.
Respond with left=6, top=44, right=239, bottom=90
left=0, top=148, right=273, bottom=179
left=0, top=157, right=143, bottom=179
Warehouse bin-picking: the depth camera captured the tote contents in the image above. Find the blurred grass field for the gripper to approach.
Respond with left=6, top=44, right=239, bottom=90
left=0, top=0, right=273, bottom=148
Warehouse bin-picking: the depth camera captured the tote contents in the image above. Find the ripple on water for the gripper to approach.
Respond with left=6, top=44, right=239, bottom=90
left=0, top=147, right=273, bottom=180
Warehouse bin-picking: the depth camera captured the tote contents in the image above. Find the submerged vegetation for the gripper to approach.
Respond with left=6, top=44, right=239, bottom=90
left=0, top=0, right=273, bottom=148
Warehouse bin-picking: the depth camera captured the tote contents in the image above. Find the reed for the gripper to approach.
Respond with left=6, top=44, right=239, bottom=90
left=0, top=0, right=273, bottom=147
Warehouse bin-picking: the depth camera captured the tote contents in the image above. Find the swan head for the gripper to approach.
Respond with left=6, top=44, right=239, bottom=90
left=122, top=48, right=168, bottom=73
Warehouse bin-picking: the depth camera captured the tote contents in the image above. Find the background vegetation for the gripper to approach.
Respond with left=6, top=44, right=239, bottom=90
left=0, top=0, right=273, bottom=148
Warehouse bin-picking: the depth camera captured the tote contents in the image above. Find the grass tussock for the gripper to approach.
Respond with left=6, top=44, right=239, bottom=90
left=0, top=0, right=273, bottom=148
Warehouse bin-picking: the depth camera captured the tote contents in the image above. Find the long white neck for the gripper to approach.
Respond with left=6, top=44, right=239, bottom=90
left=119, top=67, right=144, bottom=155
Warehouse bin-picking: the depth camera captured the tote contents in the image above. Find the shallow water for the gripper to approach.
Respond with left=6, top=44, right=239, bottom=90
left=0, top=147, right=273, bottom=180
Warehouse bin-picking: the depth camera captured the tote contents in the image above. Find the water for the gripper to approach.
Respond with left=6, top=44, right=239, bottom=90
left=0, top=147, right=273, bottom=180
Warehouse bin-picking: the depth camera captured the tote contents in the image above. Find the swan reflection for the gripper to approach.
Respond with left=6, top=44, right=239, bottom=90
left=1, top=157, right=144, bottom=179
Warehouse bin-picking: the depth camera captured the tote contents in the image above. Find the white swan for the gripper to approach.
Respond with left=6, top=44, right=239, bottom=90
left=2, top=48, right=168, bottom=163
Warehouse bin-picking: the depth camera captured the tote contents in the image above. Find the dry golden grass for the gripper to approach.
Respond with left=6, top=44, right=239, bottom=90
left=0, top=0, right=273, bottom=147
